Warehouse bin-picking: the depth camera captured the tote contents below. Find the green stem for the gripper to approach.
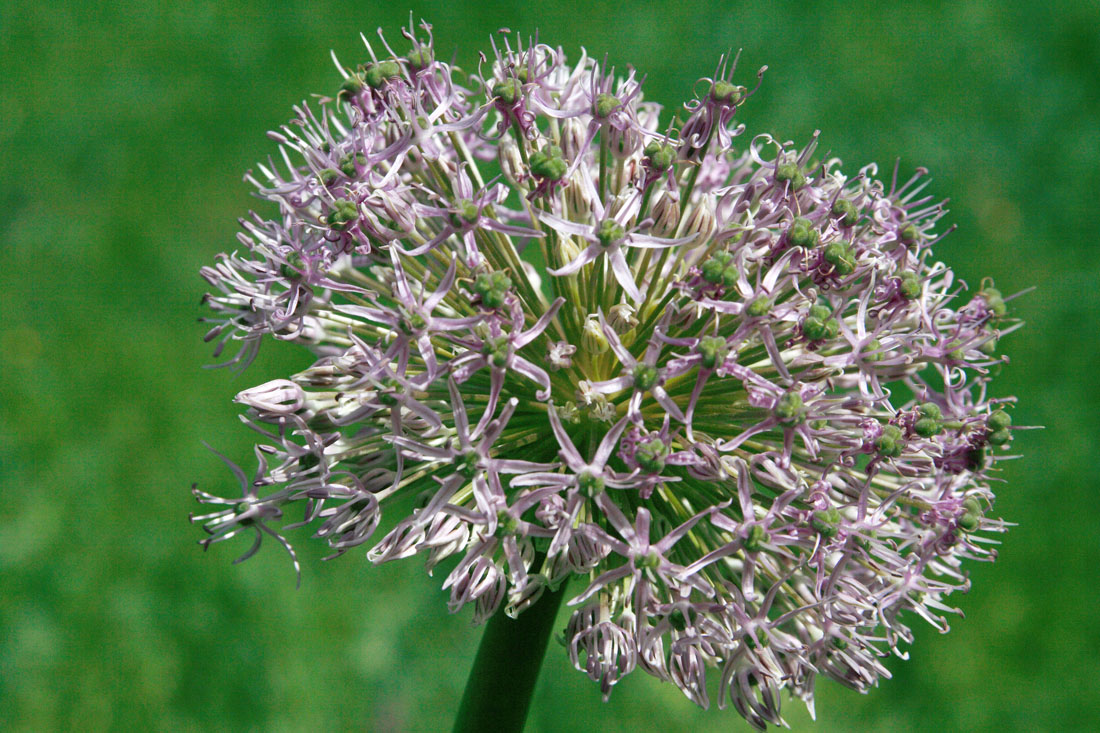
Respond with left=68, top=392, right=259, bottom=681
left=452, top=582, right=567, bottom=733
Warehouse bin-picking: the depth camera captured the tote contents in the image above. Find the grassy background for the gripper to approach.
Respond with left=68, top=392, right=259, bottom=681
left=3, top=0, right=1098, bottom=730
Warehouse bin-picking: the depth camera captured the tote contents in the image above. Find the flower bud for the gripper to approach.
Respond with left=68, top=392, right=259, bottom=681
left=608, top=303, right=639, bottom=333
left=235, top=379, right=305, bottom=414
left=564, top=172, right=594, bottom=221
left=681, top=193, right=717, bottom=249
left=649, top=189, right=681, bottom=238
left=560, top=118, right=588, bottom=162
left=582, top=315, right=609, bottom=354
left=498, top=137, right=526, bottom=187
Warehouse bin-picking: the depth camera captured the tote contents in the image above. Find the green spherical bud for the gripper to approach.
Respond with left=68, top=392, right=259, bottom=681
left=340, top=152, right=366, bottom=177
left=483, top=335, right=511, bottom=367
left=876, top=424, right=904, bottom=457
left=700, top=251, right=735, bottom=287
left=832, top=198, right=859, bottom=227
left=668, top=608, right=687, bottom=632
left=811, top=508, right=842, bottom=538
left=406, top=47, right=433, bottom=70
left=529, top=146, right=567, bottom=180
left=862, top=339, right=884, bottom=362
left=824, top=242, right=856, bottom=276
left=774, top=392, right=803, bottom=424
left=962, top=497, right=983, bottom=515
left=492, top=77, right=522, bottom=105
left=318, top=168, right=341, bottom=187
left=746, top=296, right=771, bottom=318
left=597, top=218, right=626, bottom=247
left=364, top=60, right=402, bottom=88
left=776, top=163, right=806, bottom=190
left=632, top=364, right=659, bottom=392
left=710, top=80, right=744, bottom=104
left=699, top=336, right=729, bottom=369
left=918, top=402, right=943, bottom=421
left=594, top=93, right=621, bottom=119
left=577, top=470, right=605, bottom=496
left=809, top=304, right=831, bottom=321
left=914, top=417, right=942, bottom=438
left=899, top=223, right=919, bottom=244
left=743, top=524, right=768, bottom=553
left=338, top=74, right=364, bottom=100
left=644, top=142, right=677, bottom=171
left=473, top=271, right=512, bottom=309
left=987, top=428, right=1012, bottom=446
left=957, top=512, right=980, bottom=532
left=457, top=450, right=481, bottom=479
left=977, top=287, right=1008, bottom=318
left=280, top=251, right=304, bottom=280
left=979, top=336, right=999, bottom=355
left=987, top=409, right=1012, bottom=431
left=496, top=510, right=520, bottom=536
left=898, top=271, right=922, bottom=299
left=966, top=446, right=988, bottom=472
left=636, top=438, right=670, bottom=473
left=788, top=218, right=818, bottom=247
left=326, top=198, right=359, bottom=230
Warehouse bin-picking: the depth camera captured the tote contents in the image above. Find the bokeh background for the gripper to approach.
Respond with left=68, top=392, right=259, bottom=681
left=3, top=0, right=1098, bottom=730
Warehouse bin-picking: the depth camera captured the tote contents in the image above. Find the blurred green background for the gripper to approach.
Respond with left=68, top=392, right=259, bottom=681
left=3, top=0, right=1098, bottom=730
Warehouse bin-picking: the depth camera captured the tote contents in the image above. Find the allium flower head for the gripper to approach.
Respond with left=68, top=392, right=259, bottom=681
left=193, top=21, right=1025, bottom=728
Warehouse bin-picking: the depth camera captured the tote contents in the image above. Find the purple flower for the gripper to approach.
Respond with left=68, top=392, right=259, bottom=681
left=193, top=21, right=1026, bottom=729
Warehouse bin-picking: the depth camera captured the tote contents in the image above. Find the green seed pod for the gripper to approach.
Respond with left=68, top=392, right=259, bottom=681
left=774, top=392, right=803, bottom=424
left=957, top=512, right=980, bottom=532
left=831, top=198, right=858, bottom=227
left=364, top=60, right=402, bottom=88
left=529, top=146, right=567, bottom=180
left=788, top=218, right=818, bottom=247
left=594, top=92, right=621, bottom=119
left=699, top=336, right=729, bottom=369
left=711, top=80, right=745, bottom=104
left=406, top=47, right=433, bottom=71
left=914, top=417, right=942, bottom=438
left=597, top=219, right=626, bottom=247
left=776, top=162, right=806, bottom=190
left=862, top=339, right=884, bottom=362
left=326, top=198, right=359, bottom=230
left=987, top=428, right=1012, bottom=446
left=746, top=296, right=771, bottom=318
left=577, top=470, right=605, bottom=496
left=492, top=77, right=522, bottom=105
left=898, top=271, right=922, bottom=299
left=823, top=242, right=856, bottom=275
left=318, top=168, right=341, bottom=187
left=918, top=402, right=943, bottom=421
left=811, top=508, right=842, bottom=538
left=743, top=524, right=768, bottom=553
left=899, top=223, right=919, bottom=244
left=876, top=425, right=904, bottom=457
left=636, top=438, right=670, bottom=473
left=632, top=364, right=659, bottom=392
left=987, top=409, right=1012, bottom=431
left=338, top=74, right=364, bottom=100
left=977, top=287, right=1008, bottom=318
left=644, top=141, right=677, bottom=171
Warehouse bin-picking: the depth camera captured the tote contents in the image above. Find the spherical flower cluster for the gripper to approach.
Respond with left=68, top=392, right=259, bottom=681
left=192, top=22, right=1024, bottom=728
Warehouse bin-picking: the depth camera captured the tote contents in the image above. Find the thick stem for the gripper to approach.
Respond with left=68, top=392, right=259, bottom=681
left=451, top=583, right=568, bottom=733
